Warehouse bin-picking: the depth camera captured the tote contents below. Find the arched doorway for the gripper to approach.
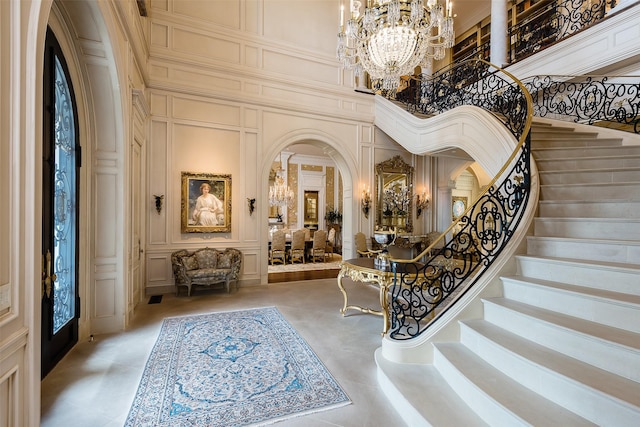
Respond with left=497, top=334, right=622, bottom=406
left=263, top=135, right=358, bottom=284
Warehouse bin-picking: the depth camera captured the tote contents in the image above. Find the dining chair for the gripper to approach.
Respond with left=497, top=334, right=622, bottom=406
left=325, top=227, right=336, bottom=261
left=309, top=229, right=327, bottom=263
left=289, top=229, right=306, bottom=264
left=270, top=230, right=286, bottom=265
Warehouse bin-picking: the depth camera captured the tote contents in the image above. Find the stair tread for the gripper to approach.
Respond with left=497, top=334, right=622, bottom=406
left=540, top=181, right=640, bottom=188
left=532, top=144, right=639, bottom=150
left=435, top=343, right=597, bottom=426
left=536, top=154, right=640, bottom=162
left=502, top=274, right=640, bottom=305
left=535, top=216, right=640, bottom=224
left=527, top=234, right=640, bottom=245
left=483, top=297, right=640, bottom=351
left=376, top=352, right=488, bottom=427
left=539, top=198, right=640, bottom=205
left=539, top=166, right=640, bottom=174
left=460, top=320, right=640, bottom=407
left=515, top=254, right=640, bottom=273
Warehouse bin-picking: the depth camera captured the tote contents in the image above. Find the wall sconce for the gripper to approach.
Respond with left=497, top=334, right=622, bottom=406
left=416, top=191, right=430, bottom=219
left=247, top=198, right=256, bottom=216
left=153, top=195, right=164, bottom=214
left=361, top=187, right=371, bottom=218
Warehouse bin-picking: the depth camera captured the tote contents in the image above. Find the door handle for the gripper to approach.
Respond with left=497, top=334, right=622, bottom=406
left=42, top=249, right=57, bottom=298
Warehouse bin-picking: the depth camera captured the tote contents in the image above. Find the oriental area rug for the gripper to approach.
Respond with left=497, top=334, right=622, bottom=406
left=125, top=307, right=350, bottom=426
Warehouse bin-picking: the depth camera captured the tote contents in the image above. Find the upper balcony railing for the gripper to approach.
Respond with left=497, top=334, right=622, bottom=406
left=509, top=0, right=618, bottom=63
left=387, top=59, right=534, bottom=340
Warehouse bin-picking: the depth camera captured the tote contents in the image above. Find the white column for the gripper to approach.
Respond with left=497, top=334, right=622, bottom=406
left=490, top=0, right=509, bottom=67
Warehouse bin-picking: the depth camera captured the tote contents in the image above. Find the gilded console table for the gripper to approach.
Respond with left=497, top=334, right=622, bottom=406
left=338, top=258, right=423, bottom=336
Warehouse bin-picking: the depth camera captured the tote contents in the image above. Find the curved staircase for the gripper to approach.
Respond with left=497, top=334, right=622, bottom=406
left=378, top=121, right=640, bottom=426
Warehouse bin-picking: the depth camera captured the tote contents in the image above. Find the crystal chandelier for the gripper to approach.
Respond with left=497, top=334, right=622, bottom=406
left=337, top=0, right=454, bottom=91
left=269, top=154, right=294, bottom=209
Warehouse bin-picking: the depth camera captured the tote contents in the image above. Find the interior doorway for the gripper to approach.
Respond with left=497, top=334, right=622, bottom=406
left=267, top=142, right=346, bottom=282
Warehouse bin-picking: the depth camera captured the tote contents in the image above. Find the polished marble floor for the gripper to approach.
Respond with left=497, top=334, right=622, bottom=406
left=41, top=278, right=403, bottom=427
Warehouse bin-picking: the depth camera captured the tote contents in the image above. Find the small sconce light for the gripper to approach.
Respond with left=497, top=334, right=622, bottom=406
left=153, top=195, right=164, bottom=214
left=361, top=187, right=371, bottom=218
left=247, top=198, right=256, bottom=216
left=416, top=190, right=430, bottom=219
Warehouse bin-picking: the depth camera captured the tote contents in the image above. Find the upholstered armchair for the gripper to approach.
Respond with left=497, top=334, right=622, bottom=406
left=355, top=232, right=374, bottom=257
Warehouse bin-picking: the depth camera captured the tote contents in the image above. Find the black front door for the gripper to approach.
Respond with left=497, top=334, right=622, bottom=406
left=41, top=28, right=81, bottom=378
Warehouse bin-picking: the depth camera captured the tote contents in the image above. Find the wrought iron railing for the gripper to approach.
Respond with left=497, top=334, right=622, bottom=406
left=509, top=0, right=618, bottom=63
left=387, top=59, right=533, bottom=340
left=523, top=75, right=640, bottom=133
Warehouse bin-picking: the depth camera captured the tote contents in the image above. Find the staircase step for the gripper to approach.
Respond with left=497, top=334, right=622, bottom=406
left=532, top=129, right=601, bottom=138
left=540, top=181, right=640, bottom=200
left=538, top=199, right=640, bottom=218
left=534, top=217, right=640, bottom=240
left=532, top=137, right=623, bottom=148
left=539, top=167, right=640, bottom=185
left=459, top=320, right=640, bottom=426
left=433, top=343, right=596, bottom=426
left=532, top=145, right=640, bottom=158
left=482, top=298, right=640, bottom=382
left=515, top=254, right=640, bottom=295
left=501, top=275, right=640, bottom=333
left=536, top=155, right=640, bottom=171
left=526, top=235, right=640, bottom=264
left=375, top=349, right=487, bottom=427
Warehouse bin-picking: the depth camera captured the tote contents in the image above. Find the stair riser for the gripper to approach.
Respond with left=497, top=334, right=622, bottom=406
left=533, top=146, right=640, bottom=158
left=527, top=236, right=640, bottom=264
left=459, top=323, right=640, bottom=426
left=536, top=157, right=640, bottom=171
left=540, top=183, right=640, bottom=200
left=482, top=301, right=640, bottom=382
left=532, top=138, right=622, bottom=148
left=538, top=201, right=640, bottom=218
left=432, top=347, right=527, bottom=426
left=539, top=170, right=640, bottom=185
left=516, top=256, right=640, bottom=295
left=534, top=218, right=640, bottom=240
left=502, top=279, right=640, bottom=333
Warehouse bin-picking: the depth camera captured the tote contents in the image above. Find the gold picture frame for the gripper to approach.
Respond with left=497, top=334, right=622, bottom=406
left=181, top=172, right=232, bottom=233
left=452, top=196, right=468, bottom=220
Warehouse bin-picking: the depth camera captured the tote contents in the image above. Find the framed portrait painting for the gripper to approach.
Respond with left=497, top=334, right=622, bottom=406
left=452, top=196, right=467, bottom=220
left=181, top=172, right=232, bottom=233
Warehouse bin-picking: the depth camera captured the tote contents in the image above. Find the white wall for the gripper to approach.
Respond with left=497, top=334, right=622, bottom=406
left=143, top=0, right=400, bottom=292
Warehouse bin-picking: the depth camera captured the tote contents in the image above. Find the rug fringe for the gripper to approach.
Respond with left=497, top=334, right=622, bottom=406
left=251, top=400, right=352, bottom=426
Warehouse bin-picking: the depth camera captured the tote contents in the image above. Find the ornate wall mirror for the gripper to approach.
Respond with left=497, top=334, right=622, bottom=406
left=303, top=190, right=319, bottom=232
left=375, top=155, right=414, bottom=232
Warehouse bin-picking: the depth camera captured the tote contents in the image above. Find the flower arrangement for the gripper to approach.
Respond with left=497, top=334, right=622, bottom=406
left=324, top=206, right=343, bottom=225
left=383, top=184, right=410, bottom=216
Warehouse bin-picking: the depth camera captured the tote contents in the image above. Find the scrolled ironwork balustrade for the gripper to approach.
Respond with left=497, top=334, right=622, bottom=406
left=524, top=75, right=640, bottom=133
left=387, top=59, right=533, bottom=340
left=508, top=0, right=617, bottom=63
